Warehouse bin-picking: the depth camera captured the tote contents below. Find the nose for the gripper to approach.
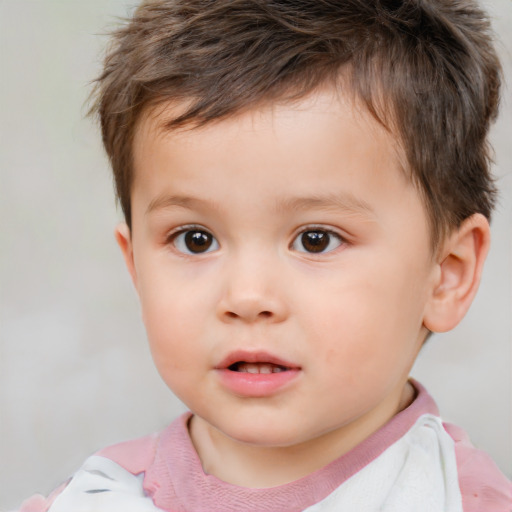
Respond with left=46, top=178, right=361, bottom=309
left=216, top=253, right=289, bottom=324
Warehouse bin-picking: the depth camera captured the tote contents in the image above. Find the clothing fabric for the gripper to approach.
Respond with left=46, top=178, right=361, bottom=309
left=17, top=381, right=512, bottom=512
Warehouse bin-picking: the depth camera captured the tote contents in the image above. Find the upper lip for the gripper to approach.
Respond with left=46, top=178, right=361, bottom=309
left=215, top=350, right=301, bottom=370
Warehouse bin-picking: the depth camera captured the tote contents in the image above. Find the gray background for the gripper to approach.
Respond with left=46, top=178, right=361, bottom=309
left=0, top=1, right=510, bottom=509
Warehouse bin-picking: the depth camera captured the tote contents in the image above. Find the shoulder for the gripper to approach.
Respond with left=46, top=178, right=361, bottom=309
left=408, top=381, right=511, bottom=511
left=443, top=422, right=512, bottom=512
left=16, top=414, right=190, bottom=512
left=95, top=429, right=160, bottom=474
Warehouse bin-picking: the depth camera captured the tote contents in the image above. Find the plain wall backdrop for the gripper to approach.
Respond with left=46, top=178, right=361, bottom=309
left=0, top=1, right=511, bottom=509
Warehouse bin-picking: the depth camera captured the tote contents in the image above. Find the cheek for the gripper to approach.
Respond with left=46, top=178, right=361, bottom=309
left=141, top=297, right=207, bottom=403
left=304, top=265, right=425, bottom=373
left=137, top=283, right=202, bottom=372
left=137, top=256, right=213, bottom=325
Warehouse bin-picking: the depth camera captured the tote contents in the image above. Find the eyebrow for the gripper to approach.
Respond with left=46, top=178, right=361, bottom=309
left=146, top=195, right=221, bottom=215
left=146, top=192, right=375, bottom=218
left=275, top=193, right=375, bottom=217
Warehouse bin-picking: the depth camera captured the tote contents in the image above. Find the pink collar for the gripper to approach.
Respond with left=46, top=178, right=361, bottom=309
left=146, top=379, right=438, bottom=511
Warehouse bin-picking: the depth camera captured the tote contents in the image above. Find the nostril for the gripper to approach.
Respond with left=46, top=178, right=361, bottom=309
left=224, top=310, right=273, bottom=320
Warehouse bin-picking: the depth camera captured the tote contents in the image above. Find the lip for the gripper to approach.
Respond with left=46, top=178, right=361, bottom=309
left=215, top=350, right=301, bottom=370
left=214, top=350, right=301, bottom=398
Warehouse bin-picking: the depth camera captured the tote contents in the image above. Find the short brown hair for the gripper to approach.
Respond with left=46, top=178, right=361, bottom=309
left=90, top=0, right=501, bottom=247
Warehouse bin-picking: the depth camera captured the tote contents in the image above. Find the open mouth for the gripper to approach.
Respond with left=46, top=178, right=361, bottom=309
left=216, top=351, right=300, bottom=396
left=228, top=362, right=288, bottom=374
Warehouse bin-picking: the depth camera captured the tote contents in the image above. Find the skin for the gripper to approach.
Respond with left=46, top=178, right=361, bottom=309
left=117, top=89, right=490, bottom=488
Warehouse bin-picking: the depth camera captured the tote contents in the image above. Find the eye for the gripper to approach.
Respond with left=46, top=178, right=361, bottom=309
left=291, top=228, right=343, bottom=254
left=171, top=228, right=219, bottom=254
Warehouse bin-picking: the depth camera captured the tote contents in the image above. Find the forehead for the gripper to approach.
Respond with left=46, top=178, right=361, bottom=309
left=132, top=88, right=412, bottom=208
left=132, top=87, right=407, bottom=183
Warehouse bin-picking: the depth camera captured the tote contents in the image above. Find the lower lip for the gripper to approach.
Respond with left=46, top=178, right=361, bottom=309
left=215, top=368, right=300, bottom=397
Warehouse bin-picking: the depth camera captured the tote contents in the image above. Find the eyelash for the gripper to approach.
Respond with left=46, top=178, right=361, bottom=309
left=166, top=224, right=219, bottom=255
left=290, top=226, right=345, bottom=255
left=165, top=225, right=346, bottom=256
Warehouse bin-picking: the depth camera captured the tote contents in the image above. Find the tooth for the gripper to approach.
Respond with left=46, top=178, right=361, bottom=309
left=240, top=363, right=259, bottom=374
left=235, top=362, right=288, bottom=374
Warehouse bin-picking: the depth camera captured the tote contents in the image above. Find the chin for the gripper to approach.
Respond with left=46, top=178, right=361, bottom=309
left=215, top=418, right=312, bottom=448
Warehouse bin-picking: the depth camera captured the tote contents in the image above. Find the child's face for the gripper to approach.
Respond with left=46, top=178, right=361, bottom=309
left=122, top=89, right=437, bottom=453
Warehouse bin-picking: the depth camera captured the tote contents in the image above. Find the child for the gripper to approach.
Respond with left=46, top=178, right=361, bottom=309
left=17, top=0, right=511, bottom=511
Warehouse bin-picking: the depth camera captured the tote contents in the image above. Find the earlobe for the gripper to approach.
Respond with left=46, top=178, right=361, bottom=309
left=115, top=222, right=138, bottom=289
left=423, top=214, right=490, bottom=333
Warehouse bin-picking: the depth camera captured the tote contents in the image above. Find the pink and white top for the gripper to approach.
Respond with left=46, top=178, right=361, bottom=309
left=17, top=381, right=511, bottom=512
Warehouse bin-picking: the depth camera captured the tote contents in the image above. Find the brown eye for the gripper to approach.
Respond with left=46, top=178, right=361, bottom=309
left=173, top=229, right=219, bottom=254
left=301, top=231, right=328, bottom=253
left=292, top=229, right=343, bottom=254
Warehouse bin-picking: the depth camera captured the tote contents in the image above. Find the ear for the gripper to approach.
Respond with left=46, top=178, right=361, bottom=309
left=423, top=213, right=490, bottom=333
left=115, top=222, right=138, bottom=290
